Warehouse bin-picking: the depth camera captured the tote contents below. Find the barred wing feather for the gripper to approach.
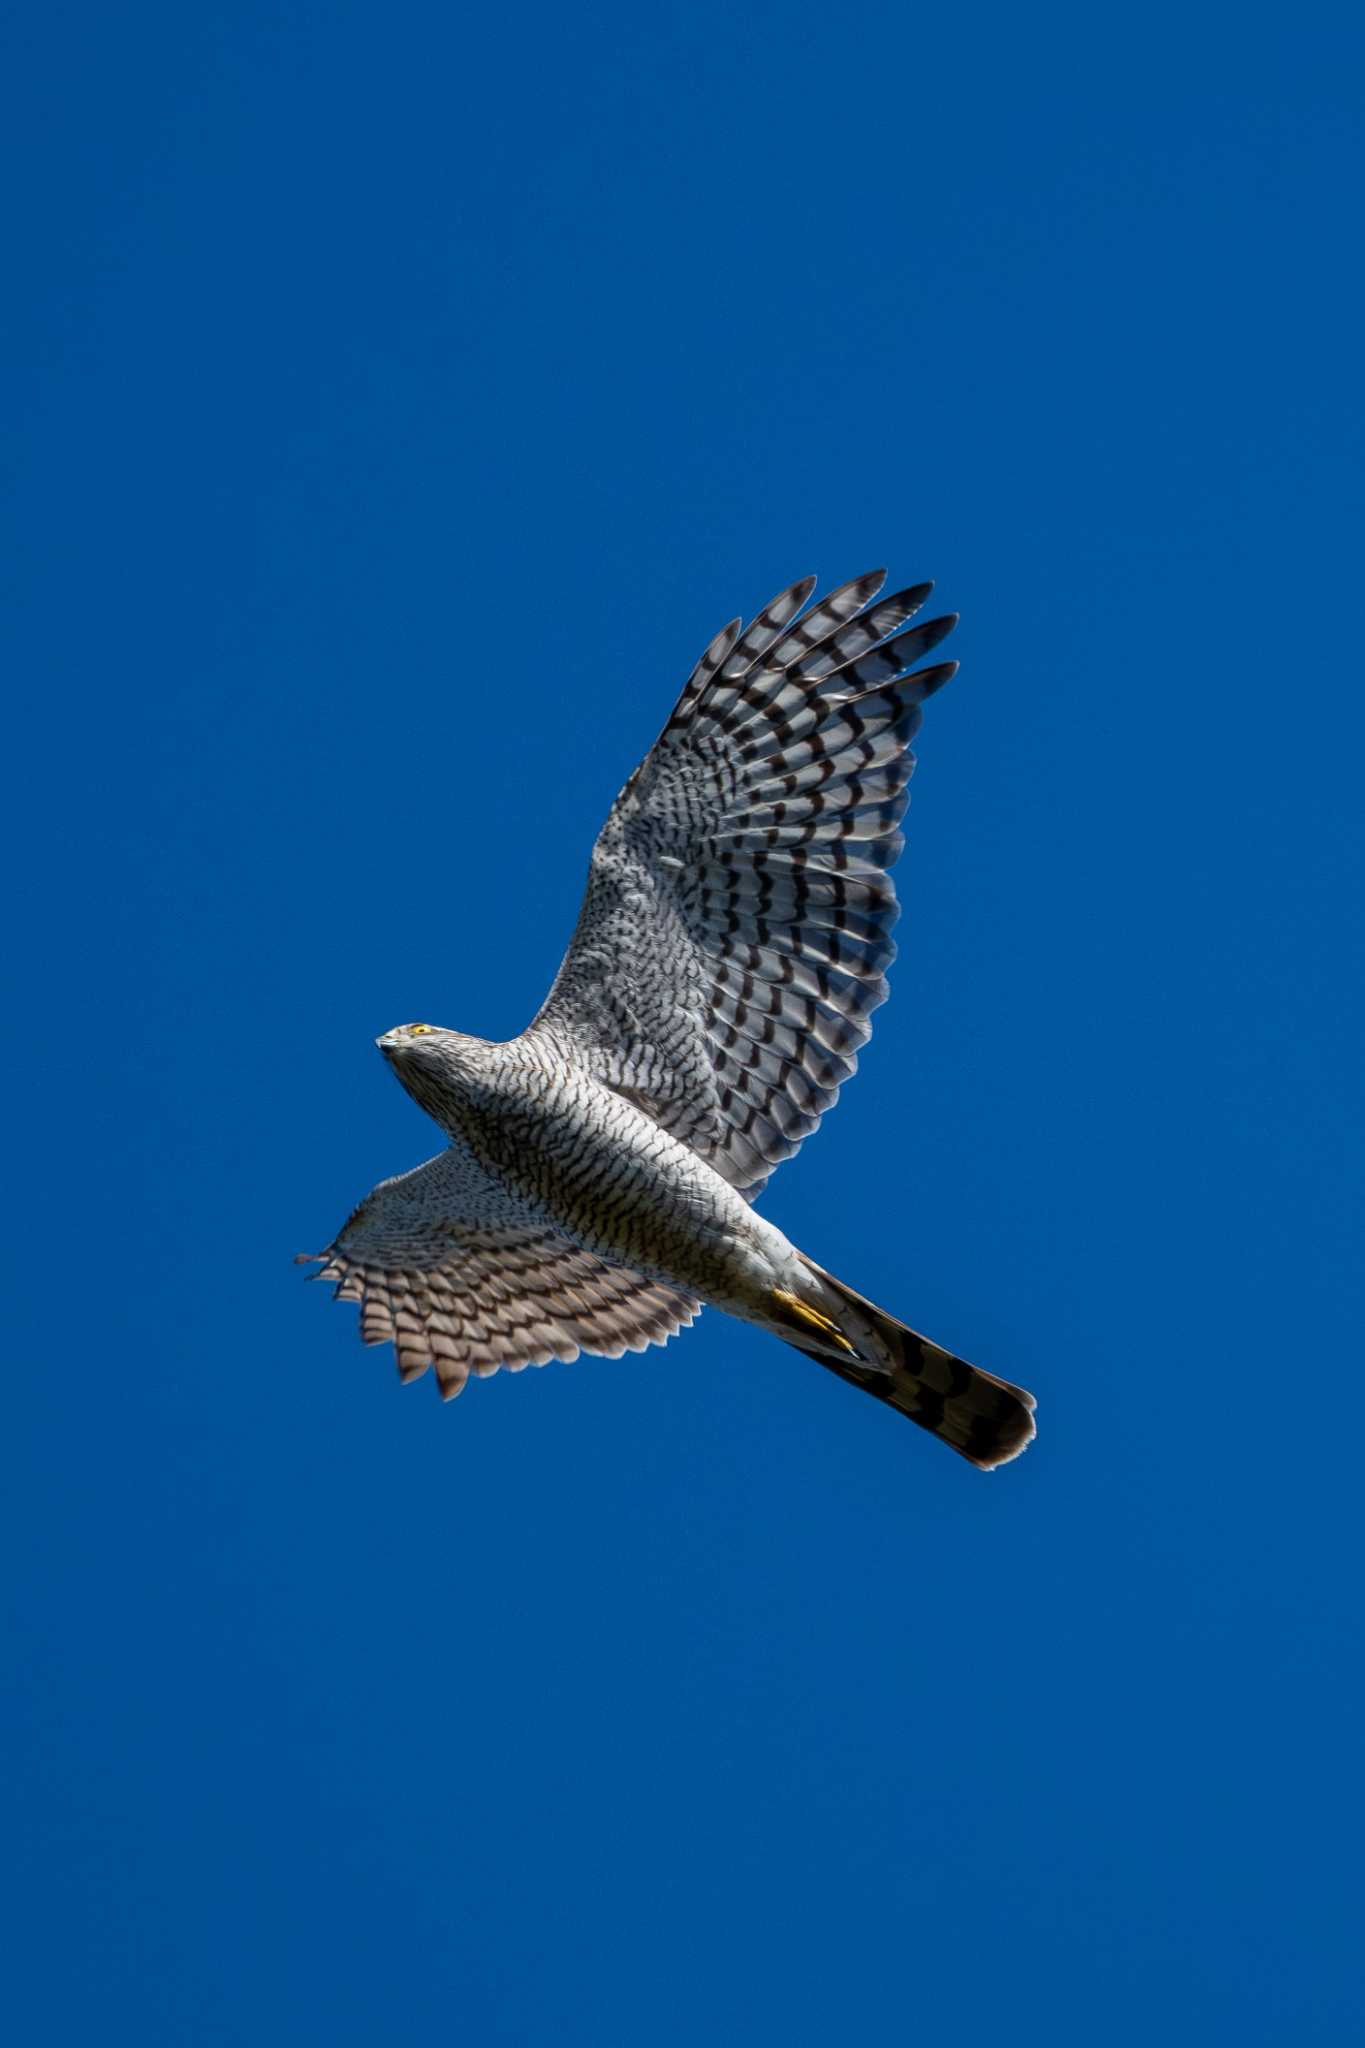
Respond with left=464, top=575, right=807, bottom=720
left=528, top=572, right=958, bottom=1199
left=299, top=1146, right=699, bottom=1396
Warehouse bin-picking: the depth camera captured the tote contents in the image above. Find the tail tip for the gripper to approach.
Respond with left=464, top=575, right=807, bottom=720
left=965, top=1388, right=1037, bottom=1471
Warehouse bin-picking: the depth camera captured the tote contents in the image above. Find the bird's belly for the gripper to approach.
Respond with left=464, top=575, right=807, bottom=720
left=456, top=1074, right=768, bottom=1301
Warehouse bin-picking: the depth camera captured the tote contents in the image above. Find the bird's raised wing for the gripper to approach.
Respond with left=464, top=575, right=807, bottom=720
left=300, top=1145, right=698, bottom=1395
left=526, top=572, right=958, bottom=1199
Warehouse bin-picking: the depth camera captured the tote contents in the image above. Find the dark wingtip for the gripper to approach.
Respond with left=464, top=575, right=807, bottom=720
left=914, top=660, right=959, bottom=699
left=838, top=568, right=888, bottom=607
left=917, top=612, right=960, bottom=654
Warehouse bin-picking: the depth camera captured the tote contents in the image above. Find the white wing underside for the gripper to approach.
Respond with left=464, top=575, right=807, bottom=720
left=528, top=570, right=958, bottom=1199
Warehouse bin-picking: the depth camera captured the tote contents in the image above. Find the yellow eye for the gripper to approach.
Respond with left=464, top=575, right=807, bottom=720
left=408, top=1022, right=434, bottom=1036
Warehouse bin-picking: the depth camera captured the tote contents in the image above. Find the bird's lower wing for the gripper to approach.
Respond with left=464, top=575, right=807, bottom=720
left=301, top=1148, right=698, bottom=1396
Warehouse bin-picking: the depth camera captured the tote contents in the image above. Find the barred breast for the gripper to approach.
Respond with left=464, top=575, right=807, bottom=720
left=434, top=1038, right=768, bottom=1303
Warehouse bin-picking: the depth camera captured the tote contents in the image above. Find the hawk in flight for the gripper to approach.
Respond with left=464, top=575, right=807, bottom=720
left=302, top=571, right=1036, bottom=1468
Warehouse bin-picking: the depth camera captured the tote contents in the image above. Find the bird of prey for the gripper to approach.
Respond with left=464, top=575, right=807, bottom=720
left=301, top=571, right=1036, bottom=1468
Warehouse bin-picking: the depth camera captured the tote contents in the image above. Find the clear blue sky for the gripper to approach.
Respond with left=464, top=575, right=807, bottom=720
left=5, top=2, right=1362, bottom=2041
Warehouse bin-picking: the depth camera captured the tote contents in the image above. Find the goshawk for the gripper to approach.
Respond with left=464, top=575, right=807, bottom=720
left=301, top=571, right=1036, bottom=1468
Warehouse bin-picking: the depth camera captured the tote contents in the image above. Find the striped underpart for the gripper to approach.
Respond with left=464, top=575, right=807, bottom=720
left=533, top=570, right=959, bottom=1198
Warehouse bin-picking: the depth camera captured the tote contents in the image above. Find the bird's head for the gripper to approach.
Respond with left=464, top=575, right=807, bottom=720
left=375, top=1022, right=478, bottom=1120
left=377, top=1020, right=442, bottom=1056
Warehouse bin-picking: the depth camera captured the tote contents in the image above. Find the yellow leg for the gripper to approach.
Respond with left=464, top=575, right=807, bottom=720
left=772, top=1288, right=858, bottom=1356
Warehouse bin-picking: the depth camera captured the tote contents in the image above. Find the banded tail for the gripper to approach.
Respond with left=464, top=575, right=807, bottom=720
left=773, top=1258, right=1037, bottom=1470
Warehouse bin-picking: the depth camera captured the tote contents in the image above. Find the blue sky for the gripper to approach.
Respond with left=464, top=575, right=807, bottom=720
left=5, top=2, right=1363, bottom=2040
